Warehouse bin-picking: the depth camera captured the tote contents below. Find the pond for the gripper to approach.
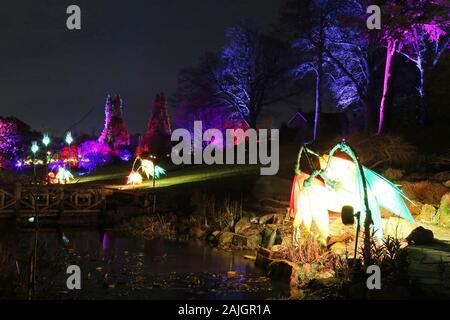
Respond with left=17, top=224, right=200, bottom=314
left=0, top=225, right=290, bottom=300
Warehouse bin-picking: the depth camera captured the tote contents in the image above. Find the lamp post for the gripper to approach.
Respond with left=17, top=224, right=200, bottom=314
left=151, top=155, right=157, bottom=214
left=65, top=132, right=74, bottom=165
left=42, top=134, right=50, bottom=181
left=31, top=141, right=39, bottom=180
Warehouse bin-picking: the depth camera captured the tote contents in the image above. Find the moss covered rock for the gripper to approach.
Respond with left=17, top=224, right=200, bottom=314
left=417, top=204, right=437, bottom=224
left=437, top=193, right=450, bottom=228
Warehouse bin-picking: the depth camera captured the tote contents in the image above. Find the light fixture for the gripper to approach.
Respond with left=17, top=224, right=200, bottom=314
left=42, top=134, right=50, bottom=147
left=65, top=132, right=73, bottom=145
left=31, top=141, right=39, bottom=154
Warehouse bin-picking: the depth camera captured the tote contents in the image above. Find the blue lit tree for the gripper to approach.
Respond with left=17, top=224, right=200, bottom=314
left=280, top=0, right=379, bottom=133
left=212, top=22, right=296, bottom=128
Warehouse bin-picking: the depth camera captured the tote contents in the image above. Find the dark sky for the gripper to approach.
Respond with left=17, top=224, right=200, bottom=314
left=1, top=0, right=283, bottom=135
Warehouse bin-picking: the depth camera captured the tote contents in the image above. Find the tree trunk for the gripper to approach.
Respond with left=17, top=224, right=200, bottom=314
left=314, top=52, right=323, bottom=141
left=248, top=112, right=258, bottom=129
left=377, top=38, right=397, bottom=135
left=417, top=62, right=426, bottom=126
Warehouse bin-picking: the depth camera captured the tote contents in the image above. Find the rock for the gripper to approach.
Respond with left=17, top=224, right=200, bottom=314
left=246, top=234, right=262, bottom=249
left=417, top=204, right=437, bottom=223
left=316, top=271, right=334, bottom=280
left=232, top=234, right=248, bottom=247
left=268, top=260, right=300, bottom=286
left=261, top=227, right=283, bottom=248
left=437, top=193, right=450, bottom=228
left=258, top=213, right=286, bottom=225
left=218, top=232, right=235, bottom=246
left=255, top=248, right=275, bottom=270
left=270, top=245, right=284, bottom=252
left=406, top=200, right=423, bottom=217
left=272, top=214, right=287, bottom=225
left=444, top=180, right=450, bottom=188
left=401, top=181, right=448, bottom=206
left=259, top=214, right=275, bottom=225
left=234, top=217, right=252, bottom=234
left=212, top=231, right=221, bottom=237
left=382, top=168, right=404, bottom=181
left=406, top=227, right=434, bottom=245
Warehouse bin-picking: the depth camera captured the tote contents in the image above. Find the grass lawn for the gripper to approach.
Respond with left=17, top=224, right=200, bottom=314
left=74, top=162, right=260, bottom=190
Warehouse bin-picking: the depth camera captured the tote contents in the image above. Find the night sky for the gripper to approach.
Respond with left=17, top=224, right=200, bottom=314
left=1, top=0, right=283, bottom=135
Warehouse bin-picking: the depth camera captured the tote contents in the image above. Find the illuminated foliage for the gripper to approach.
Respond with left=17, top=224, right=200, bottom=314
left=290, top=144, right=415, bottom=241
left=49, top=166, right=74, bottom=184
left=126, top=157, right=167, bottom=185
left=127, top=171, right=143, bottom=185
left=0, top=117, right=35, bottom=168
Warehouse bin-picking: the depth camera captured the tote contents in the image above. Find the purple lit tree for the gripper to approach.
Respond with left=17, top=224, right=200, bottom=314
left=0, top=117, right=35, bottom=168
left=377, top=0, right=449, bottom=134
left=173, top=52, right=248, bottom=136
left=98, top=95, right=130, bottom=149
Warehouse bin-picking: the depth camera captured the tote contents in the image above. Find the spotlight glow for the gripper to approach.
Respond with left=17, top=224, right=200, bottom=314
left=127, top=171, right=143, bottom=185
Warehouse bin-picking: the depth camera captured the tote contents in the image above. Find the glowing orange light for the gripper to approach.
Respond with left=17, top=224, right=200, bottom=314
left=127, top=171, right=143, bottom=185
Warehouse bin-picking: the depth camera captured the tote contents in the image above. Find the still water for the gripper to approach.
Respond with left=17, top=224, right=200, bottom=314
left=0, top=225, right=289, bottom=300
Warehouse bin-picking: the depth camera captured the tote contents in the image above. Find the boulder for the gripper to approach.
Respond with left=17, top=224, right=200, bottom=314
left=232, top=234, right=248, bottom=247
left=218, top=232, right=235, bottom=246
left=417, top=204, right=437, bottom=223
left=382, top=168, right=404, bottom=181
left=406, top=227, right=434, bottom=245
left=401, top=181, right=448, bottom=206
left=212, top=230, right=221, bottom=237
left=259, top=214, right=275, bottom=225
left=437, top=193, right=450, bottom=228
left=268, top=259, right=300, bottom=286
left=261, top=227, right=283, bottom=248
left=255, top=247, right=276, bottom=270
left=246, top=234, right=262, bottom=249
left=234, top=217, right=252, bottom=234
left=259, top=213, right=286, bottom=225
left=406, top=200, right=423, bottom=217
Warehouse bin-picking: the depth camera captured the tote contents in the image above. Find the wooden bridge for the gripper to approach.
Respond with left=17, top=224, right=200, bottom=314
left=0, top=183, right=153, bottom=225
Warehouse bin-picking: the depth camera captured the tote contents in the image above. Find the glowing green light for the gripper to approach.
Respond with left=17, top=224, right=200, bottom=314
left=31, top=141, right=39, bottom=154
left=42, top=134, right=51, bottom=147
left=65, top=132, right=74, bottom=145
left=28, top=217, right=35, bottom=223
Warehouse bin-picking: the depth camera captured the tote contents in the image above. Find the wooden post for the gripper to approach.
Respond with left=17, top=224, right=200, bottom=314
left=14, top=182, right=22, bottom=219
left=57, top=186, right=64, bottom=220
left=100, top=190, right=107, bottom=220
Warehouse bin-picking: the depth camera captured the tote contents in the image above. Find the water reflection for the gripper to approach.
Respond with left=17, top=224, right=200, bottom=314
left=0, top=226, right=289, bottom=300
